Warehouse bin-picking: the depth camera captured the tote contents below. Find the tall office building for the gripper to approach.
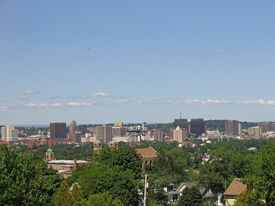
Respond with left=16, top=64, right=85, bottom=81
left=173, top=118, right=189, bottom=130
left=1, top=125, right=18, bottom=141
left=154, top=129, right=164, bottom=142
left=172, top=126, right=187, bottom=143
left=69, top=120, right=78, bottom=143
left=96, top=125, right=112, bottom=144
left=225, top=120, right=241, bottom=137
left=258, top=122, right=273, bottom=133
left=112, top=126, right=127, bottom=137
left=50, top=122, right=67, bottom=140
left=190, top=118, right=205, bottom=137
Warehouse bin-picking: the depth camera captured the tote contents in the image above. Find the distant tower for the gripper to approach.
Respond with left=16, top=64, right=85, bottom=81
left=69, top=120, right=77, bottom=142
left=45, top=147, right=55, bottom=161
left=93, top=140, right=103, bottom=155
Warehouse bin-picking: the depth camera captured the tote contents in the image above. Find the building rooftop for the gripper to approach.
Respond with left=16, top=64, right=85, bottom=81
left=136, top=147, right=158, bottom=158
left=224, top=178, right=247, bottom=196
left=48, top=160, right=89, bottom=165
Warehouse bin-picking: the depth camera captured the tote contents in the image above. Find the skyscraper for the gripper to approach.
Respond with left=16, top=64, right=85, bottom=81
left=154, top=129, right=164, bottom=142
left=190, top=118, right=205, bottom=137
left=69, top=120, right=78, bottom=143
left=225, top=120, right=241, bottom=137
left=96, top=125, right=112, bottom=144
left=173, top=118, right=189, bottom=130
left=258, top=122, right=273, bottom=133
left=1, top=125, right=18, bottom=141
left=50, top=122, right=67, bottom=140
left=172, top=126, right=187, bottom=143
left=112, top=126, right=127, bottom=137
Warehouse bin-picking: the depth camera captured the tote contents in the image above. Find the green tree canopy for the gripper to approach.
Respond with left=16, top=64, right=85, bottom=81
left=53, top=180, right=73, bottom=206
left=0, top=145, right=60, bottom=206
left=71, top=183, right=84, bottom=205
left=253, top=143, right=275, bottom=206
left=69, top=164, right=139, bottom=206
left=178, top=187, right=202, bottom=206
left=96, top=146, right=142, bottom=178
left=79, top=193, right=123, bottom=206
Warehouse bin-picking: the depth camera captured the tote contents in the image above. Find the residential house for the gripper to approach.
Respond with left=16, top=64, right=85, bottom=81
left=223, top=178, right=247, bottom=206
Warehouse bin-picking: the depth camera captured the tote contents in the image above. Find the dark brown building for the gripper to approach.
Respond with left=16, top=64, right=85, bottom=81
left=50, top=122, right=67, bottom=140
left=190, top=118, right=205, bottom=137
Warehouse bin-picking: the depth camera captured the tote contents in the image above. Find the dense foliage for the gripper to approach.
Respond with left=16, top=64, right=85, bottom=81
left=79, top=193, right=124, bottom=206
left=0, top=145, right=60, bottom=206
left=69, top=164, right=139, bottom=206
left=23, top=143, right=93, bottom=160
left=178, top=187, right=202, bottom=206
left=95, top=146, right=142, bottom=178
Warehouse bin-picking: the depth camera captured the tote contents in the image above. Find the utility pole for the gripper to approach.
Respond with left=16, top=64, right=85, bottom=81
left=144, top=174, right=147, bottom=206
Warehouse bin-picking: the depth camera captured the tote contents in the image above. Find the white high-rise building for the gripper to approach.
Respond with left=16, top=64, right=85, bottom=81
left=1, top=125, right=18, bottom=142
left=172, top=126, right=187, bottom=143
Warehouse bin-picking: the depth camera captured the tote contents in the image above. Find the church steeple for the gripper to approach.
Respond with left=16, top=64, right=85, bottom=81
left=45, top=147, right=55, bottom=161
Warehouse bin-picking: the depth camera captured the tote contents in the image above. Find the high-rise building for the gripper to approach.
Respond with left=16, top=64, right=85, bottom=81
left=190, top=118, right=205, bottom=137
left=173, top=118, right=189, bottom=130
left=225, top=120, right=241, bottom=137
left=1, top=125, right=18, bottom=141
left=96, top=125, right=112, bottom=144
left=50, top=122, right=67, bottom=140
left=247, top=126, right=262, bottom=138
left=154, top=129, right=164, bottom=142
left=69, top=120, right=80, bottom=143
left=112, top=126, right=127, bottom=137
left=258, top=122, right=273, bottom=133
left=172, top=126, right=187, bottom=143
left=142, top=122, right=148, bottom=132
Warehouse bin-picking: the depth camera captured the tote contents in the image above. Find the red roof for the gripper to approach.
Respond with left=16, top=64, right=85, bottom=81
left=136, top=147, right=158, bottom=158
left=224, top=178, right=247, bottom=196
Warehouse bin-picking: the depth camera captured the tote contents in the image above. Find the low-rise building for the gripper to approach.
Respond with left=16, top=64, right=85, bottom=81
left=47, top=160, right=89, bottom=178
left=136, top=147, right=158, bottom=169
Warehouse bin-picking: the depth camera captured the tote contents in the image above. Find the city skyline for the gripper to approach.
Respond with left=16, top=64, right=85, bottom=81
left=1, top=0, right=275, bottom=124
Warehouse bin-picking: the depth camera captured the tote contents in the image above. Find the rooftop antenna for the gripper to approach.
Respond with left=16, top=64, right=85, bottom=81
left=179, top=112, right=182, bottom=119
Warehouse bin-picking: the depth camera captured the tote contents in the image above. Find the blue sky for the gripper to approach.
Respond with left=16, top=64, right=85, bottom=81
left=0, top=0, right=275, bottom=124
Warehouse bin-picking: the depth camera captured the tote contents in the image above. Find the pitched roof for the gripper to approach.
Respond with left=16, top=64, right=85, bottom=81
left=224, top=178, right=247, bottom=196
left=136, top=147, right=158, bottom=158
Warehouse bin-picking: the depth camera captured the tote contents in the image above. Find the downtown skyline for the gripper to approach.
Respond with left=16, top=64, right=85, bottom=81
left=1, top=0, right=275, bottom=124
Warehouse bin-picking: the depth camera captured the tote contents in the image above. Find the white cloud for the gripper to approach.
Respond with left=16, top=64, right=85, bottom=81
left=24, top=102, right=64, bottom=109
left=24, top=103, right=48, bottom=108
left=0, top=105, right=7, bottom=111
left=185, top=99, right=233, bottom=105
left=185, top=99, right=275, bottom=106
left=95, top=92, right=107, bottom=97
left=24, top=89, right=40, bottom=95
left=50, top=103, right=63, bottom=108
left=112, top=99, right=131, bottom=104
left=68, top=102, right=92, bottom=107
left=242, top=99, right=275, bottom=106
